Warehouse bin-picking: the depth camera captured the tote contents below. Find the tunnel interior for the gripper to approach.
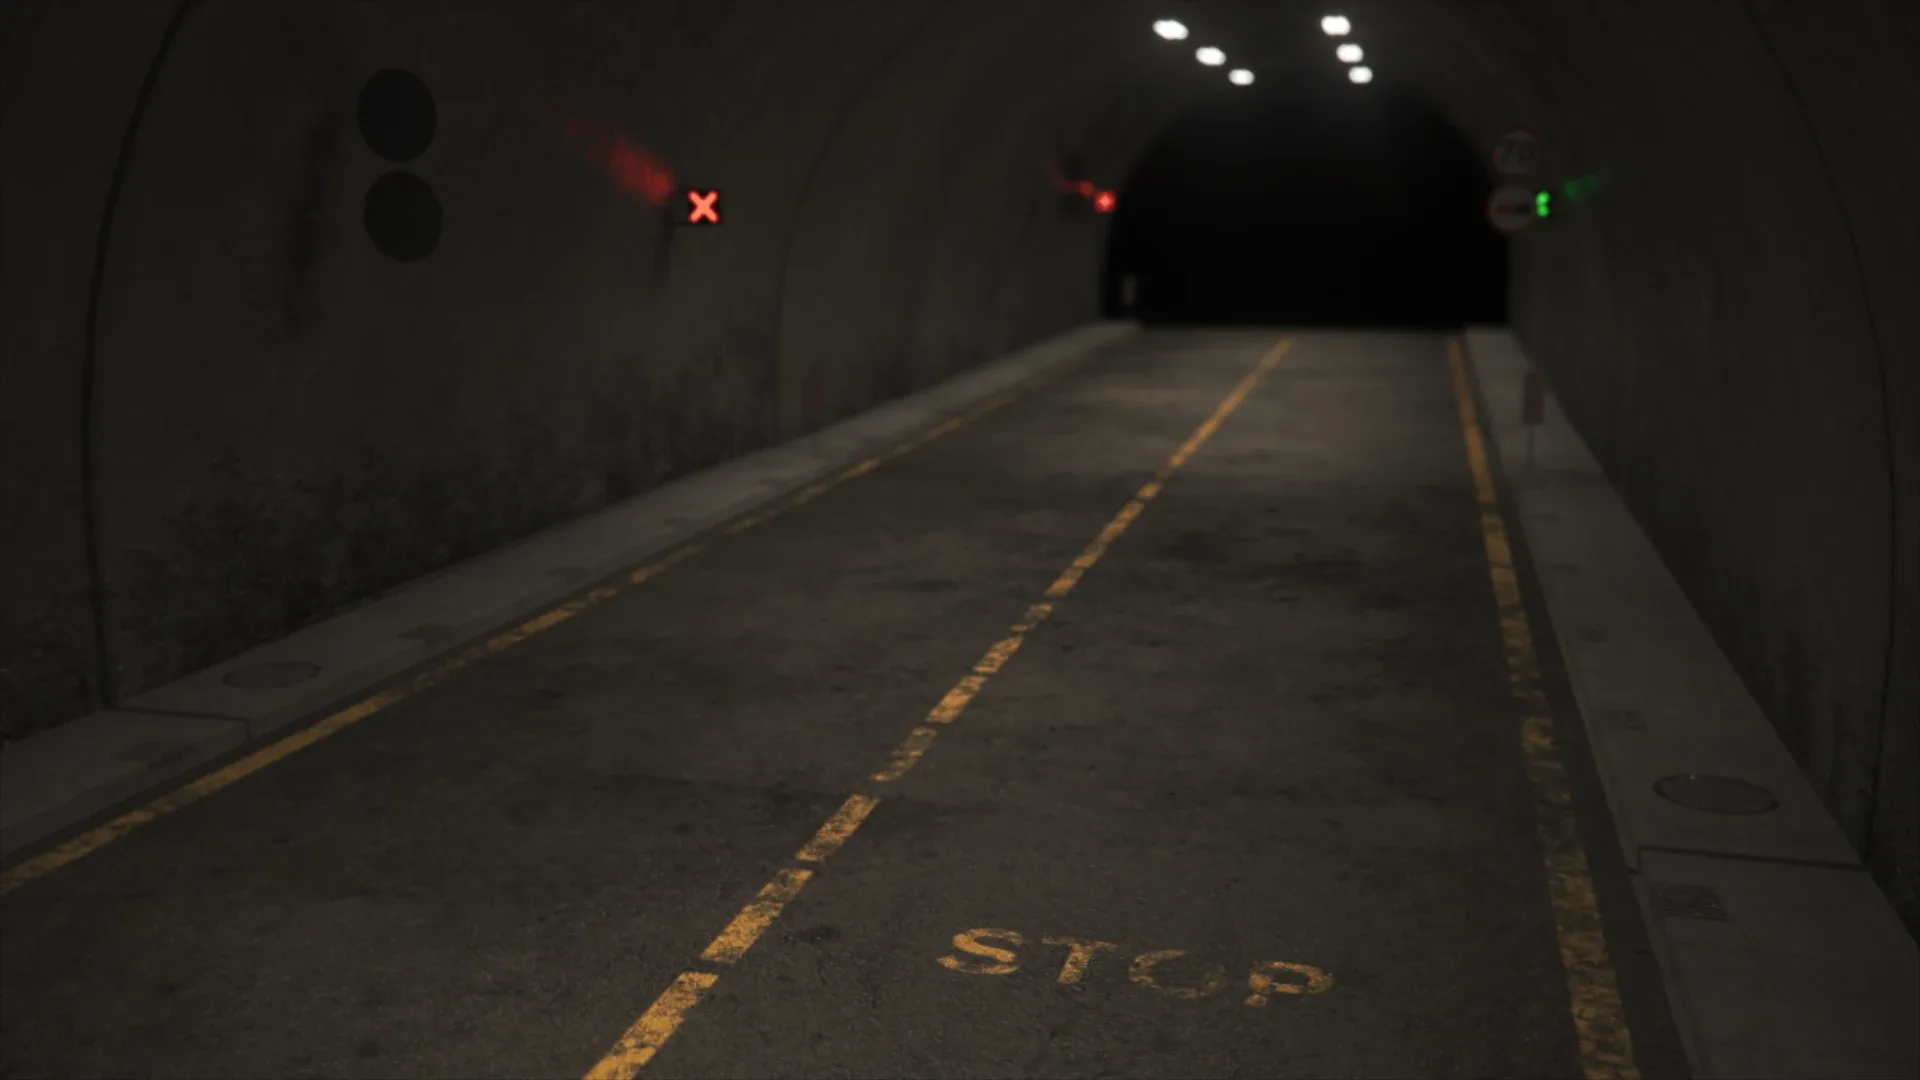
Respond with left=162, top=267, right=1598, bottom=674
left=0, top=0, right=1913, bottom=958
left=1103, top=72, right=1507, bottom=328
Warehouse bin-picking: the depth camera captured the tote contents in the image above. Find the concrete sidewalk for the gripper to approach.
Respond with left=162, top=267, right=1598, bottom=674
left=0, top=321, right=1139, bottom=864
left=1464, top=327, right=1918, bottom=1080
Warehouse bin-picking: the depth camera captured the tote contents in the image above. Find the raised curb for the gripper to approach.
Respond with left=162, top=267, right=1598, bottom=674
left=0, top=321, right=1140, bottom=863
left=1465, top=326, right=1918, bottom=1079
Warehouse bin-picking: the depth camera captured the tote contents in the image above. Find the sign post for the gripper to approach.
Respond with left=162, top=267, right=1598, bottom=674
left=1521, top=368, right=1544, bottom=470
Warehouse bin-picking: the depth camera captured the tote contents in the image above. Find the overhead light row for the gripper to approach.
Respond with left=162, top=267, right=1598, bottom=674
left=1156, top=15, right=1370, bottom=86
left=1152, top=19, right=1255, bottom=87
left=1321, top=13, right=1372, bottom=83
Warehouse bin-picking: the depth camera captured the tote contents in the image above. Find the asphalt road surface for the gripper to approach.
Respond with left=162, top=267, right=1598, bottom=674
left=1, top=331, right=1689, bottom=1079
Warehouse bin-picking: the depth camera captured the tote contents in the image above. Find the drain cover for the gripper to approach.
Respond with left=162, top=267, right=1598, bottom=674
left=1654, top=774, right=1779, bottom=814
left=222, top=661, right=321, bottom=689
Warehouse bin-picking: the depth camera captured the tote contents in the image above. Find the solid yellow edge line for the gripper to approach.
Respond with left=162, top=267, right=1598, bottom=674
left=1446, top=338, right=1639, bottom=1080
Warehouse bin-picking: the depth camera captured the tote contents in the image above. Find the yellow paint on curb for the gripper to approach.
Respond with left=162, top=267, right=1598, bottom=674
left=1446, top=338, right=1639, bottom=1080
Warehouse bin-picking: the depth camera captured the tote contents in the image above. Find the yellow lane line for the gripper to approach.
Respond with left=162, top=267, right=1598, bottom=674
left=872, top=338, right=1290, bottom=785
left=872, top=726, right=942, bottom=783
left=582, top=972, right=719, bottom=1080
left=1446, top=339, right=1639, bottom=1080
left=0, top=352, right=1103, bottom=898
left=699, top=867, right=815, bottom=965
left=794, top=794, right=880, bottom=862
left=583, top=337, right=1293, bottom=1080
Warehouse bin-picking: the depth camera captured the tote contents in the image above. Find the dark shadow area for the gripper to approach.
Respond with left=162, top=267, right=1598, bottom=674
left=1104, top=73, right=1507, bottom=328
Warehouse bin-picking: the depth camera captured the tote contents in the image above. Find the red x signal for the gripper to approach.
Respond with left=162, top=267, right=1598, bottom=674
left=684, top=189, right=720, bottom=225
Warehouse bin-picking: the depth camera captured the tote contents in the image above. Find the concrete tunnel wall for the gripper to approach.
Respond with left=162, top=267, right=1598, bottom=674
left=1, top=0, right=1915, bottom=927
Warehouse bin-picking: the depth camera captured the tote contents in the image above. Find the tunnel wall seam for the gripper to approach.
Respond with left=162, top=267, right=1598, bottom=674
left=76, top=0, right=198, bottom=708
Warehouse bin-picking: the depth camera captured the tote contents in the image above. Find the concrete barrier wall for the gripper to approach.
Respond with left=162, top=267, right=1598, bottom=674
left=1497, top=0, right=1919, bottom=927
left=1, top=1, right=183, bottom=742
left=0, top=0, right=1126, bottom=741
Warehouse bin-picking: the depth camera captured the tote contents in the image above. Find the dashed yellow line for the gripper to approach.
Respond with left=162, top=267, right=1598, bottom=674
left=583, top=337, right=1292, bottom=1079
left=1446, top=339, right=1639, bottom=1080
left=582, top=972, right=718, bottom=1080
left=795, top=794, right=879, bottom=863
left=872, top=725, right=942, bottom=783
left=700, top=867, right=815, bottom=965
left=0, top=352, right=1102, bottom=898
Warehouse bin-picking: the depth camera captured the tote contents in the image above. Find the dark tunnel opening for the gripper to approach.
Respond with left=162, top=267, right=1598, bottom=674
left=1103, top=73, right=1508, bottom=328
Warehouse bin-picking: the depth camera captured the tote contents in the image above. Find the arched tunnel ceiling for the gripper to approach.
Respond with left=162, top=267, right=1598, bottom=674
left=0, top=0, right=1915, bottom=927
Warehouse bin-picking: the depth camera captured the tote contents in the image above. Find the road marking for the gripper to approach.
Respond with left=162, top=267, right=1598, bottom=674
left=936, top=928, right=1027, bottom=975
left=0, top=350, right=1101, bottom=897
left=872, top=725, right=941, bottom=783
left=1446, top=339, right=1640, bottom=1080
left=1245, top=960, right=1336, bottom=1005
left=700, top=867, right=814, bottom=965
left=585, top=338, right=1293, bottom=1078
left=938, top=925, right=1334, bottom=1005
left=869, top=340, right=1292, bottom=785
left=795, top=794, right=878, bottom=862
left=582, top=971, right=718, bottom=1080
left=1041, top=936, right=1120, bottom=984
left=1130, top=949, right=1228, bottom=999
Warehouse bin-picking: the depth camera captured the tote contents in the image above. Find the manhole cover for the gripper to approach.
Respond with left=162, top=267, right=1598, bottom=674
left=222, top=661, right=321, bottom=689
left=1654, top=774, right=1778, bottom=814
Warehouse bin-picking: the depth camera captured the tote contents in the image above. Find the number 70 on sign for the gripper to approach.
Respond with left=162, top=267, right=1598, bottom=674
left=1493, top=129, right=1539, bottom=176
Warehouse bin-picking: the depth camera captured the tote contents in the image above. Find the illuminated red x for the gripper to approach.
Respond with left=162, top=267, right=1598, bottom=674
left=686, top=189, right=720, bottom=224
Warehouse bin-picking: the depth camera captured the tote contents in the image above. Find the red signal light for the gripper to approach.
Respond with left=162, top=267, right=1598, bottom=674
left=684, top=188, right=720, bottom=224
left=1093, top=190, right=1117, bottom=213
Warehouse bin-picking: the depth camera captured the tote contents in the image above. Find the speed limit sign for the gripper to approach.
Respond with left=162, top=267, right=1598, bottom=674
left=1493, top=128, right=1539, bottom=177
